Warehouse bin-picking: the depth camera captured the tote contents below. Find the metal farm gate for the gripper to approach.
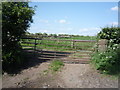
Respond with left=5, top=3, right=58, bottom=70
left=21, top=37, right=96, bottom=64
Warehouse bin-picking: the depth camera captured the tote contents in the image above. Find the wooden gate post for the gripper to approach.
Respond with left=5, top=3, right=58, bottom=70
left=71, top=40, right=74, bottom=49
left=97, top=39, right=107, bottom=52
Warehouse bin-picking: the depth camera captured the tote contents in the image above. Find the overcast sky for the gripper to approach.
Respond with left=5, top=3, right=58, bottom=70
left=28, top=2, right=118, bottom=36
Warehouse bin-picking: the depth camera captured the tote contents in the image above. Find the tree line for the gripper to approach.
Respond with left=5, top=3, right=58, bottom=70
left=24, top=32, right=91, bottom=38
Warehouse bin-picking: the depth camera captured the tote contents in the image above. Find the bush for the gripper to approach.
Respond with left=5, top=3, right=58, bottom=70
left=91, top=44, right=120, bottom=74
left=2, top=2, right=35, bottom=73
left=2, top=43, right=28, bottom=73
left=92, top=27, right=120, bottom=75
left=97, top=27, right=120, bottom=45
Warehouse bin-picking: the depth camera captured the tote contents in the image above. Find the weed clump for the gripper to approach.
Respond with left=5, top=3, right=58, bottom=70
left=49, top=60, right=64, bottom=73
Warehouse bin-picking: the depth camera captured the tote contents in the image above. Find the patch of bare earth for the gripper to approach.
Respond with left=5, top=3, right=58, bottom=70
left=59, top=64, right=118, bottom=88
left=3, top=62, right=118, bottom=88
left=2, top=62, right=64, bottom=88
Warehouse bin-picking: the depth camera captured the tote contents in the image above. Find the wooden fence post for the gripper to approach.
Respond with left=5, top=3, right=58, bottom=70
left=97, top=39, right=107, bottom=52
left=71, top=40, right=74, bottom=49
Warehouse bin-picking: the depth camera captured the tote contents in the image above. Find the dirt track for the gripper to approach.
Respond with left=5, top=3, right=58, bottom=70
left=2, top=62, right=118, bottom=88
left=2, top=49, right=118, bottom=88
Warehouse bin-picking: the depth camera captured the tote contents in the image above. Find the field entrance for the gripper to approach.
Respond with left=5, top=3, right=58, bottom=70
left=21, top=37, right=96, bottom=64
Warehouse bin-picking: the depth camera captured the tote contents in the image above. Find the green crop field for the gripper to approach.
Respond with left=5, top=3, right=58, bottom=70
left=21, top=36, right=97, bottom=52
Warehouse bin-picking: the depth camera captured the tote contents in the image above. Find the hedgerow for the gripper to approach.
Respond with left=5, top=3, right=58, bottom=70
left=91, top=27, right=120, bottom=75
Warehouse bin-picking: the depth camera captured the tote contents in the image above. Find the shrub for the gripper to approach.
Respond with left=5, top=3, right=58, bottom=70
left=97, top=27, right=120, bottom=45
left=2, top=2, right=35, bottom=73
left=2, top=43, right=28, bottom=73
left=92, top=44, right=120, bottom=74
left=92, top=27, right=120, bottom=75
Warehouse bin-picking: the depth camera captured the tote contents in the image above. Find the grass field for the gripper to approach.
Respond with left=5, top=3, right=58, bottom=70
left=21, top=36, right=97, bottom=52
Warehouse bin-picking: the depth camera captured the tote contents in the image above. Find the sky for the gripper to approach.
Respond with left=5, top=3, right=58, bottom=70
left=28, top=2, right=118, bottom=36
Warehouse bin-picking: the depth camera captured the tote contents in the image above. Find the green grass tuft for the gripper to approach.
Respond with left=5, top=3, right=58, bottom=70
left=49, top=60, right=64, bottom=73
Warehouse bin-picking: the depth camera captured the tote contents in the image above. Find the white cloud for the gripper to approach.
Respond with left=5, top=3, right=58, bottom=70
left=109, top=22, right=118, bottom=26
left=55, top=19, right=71, bottom=24
left=29, top=26, right=49, bottom=33
left=111, top=6, right=118, bottom=11
left=79, top=27, right=101, bottom=32
left=59, top=19, right=66, bottom=23
left=79, top=27, right=101, bottom=36
left=43, top=30, right=48, bottom=33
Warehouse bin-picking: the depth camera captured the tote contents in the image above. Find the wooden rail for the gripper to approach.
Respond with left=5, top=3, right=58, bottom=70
left=21, top=37, right=96, bottom=53
left=21, top=37, right=96, bottom=42
left=42, top=38, right=96, bottom=42
left=21, top=37, right=97, bottom=64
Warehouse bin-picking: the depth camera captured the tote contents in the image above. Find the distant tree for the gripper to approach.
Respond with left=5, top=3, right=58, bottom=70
left=49, top=34, right=53, bottom=37
left=53, top=34, right=57, bottom=38
left=34, top=33, right=43, bottom=38
left=38, top=32, right=43, bottom=36
left=29, top=33, right=35, bottom=38
left=43, top=33, right=48, bottom=37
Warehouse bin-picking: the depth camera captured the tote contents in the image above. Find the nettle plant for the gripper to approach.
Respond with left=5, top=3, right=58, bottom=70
left=92, top=27, right=120, bottom=74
